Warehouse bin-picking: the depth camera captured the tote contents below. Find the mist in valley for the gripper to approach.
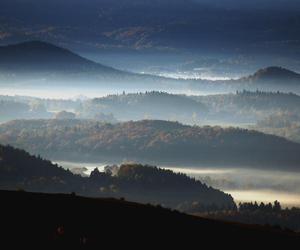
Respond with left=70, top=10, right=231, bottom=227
left=54, top=160, right=300, bottom=208
left=1, top=51, right=300, bottom=207
left=2, top=0, right=300, bottom=244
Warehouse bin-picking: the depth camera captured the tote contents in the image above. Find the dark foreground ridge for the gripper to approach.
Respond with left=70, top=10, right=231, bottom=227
left=1, top=190, right=299, bottom=247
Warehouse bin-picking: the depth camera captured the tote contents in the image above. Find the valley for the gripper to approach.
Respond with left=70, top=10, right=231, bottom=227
left=1, top=1, right=300, bottom=244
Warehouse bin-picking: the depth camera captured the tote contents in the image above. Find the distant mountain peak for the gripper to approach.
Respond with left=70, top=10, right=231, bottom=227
left=254, top=66, right=299, bottom=77
left=8, top=40, right=60, bottom=48
left=0, top=40, right=88, bottom=62
left=1, top=40, right=76, bottom=56
left=244, top=66, right=300, bottom=84
left=0, top=40, right=120, bottom=74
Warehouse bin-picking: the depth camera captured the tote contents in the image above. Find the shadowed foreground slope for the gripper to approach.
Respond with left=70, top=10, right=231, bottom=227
left=1, top=190, right=299, bottom=247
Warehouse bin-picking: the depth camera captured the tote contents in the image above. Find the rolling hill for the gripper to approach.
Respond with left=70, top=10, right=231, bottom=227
left=0, top=41, right=182, bottom=90
left=189, top=67, right=300, bottom=93
left=0, top=41, right=119, bottom=73
left=1, top=119, right=300, bottom=169
left=242, top=67, right=300, bottom=85
left=79, top=91, right=208, bottom=122
left=2, top=90, right=300, bottom=125
left=191, top=90, right=300, bottom=124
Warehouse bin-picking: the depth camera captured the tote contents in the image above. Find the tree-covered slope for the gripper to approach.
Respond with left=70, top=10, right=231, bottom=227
left=79, top=91, right=207, bottom=122
left=1, top=119, right=300, bottom=169
left=0, top=144, right=234, bottom=210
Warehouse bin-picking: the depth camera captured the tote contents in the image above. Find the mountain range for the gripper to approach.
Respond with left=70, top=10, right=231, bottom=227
left=0, top=41, right=183, bottom=91
left=1, top=41, right=300, bottom=93
left=1, top=0, right=300, bottom=78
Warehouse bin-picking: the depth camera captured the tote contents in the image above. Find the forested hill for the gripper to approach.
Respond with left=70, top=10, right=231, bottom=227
left=190, top=90, right=300, bottom=124
left=1, top=190, right=299, bottom=247
left=79, top=91, right=208, bottom=122
left=0, top=144, right=234, bottom=210
left=1, top=119, right=300, bottom=169
left=194, top=90, right=300, bottom=112
left=241, top=67, right=300, bottom=85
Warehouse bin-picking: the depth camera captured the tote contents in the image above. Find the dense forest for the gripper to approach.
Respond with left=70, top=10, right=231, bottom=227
left=0, top=144, right=234, bottom=211
left=0, top=119, right=300, bottom=169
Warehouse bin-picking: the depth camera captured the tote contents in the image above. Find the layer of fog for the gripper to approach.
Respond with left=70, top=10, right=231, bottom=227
left=53, top=160, right=109, bottom=176
left=164, top=167, right=300, bottom=207
left=152, top=71, right=235, bottom=81
left=0, top=87, right=133, bottom=100
left=55, top=160, right=300, bottom=207
left=226, top=190, right=300, bottom=208
left=84, top=51, right=300, bottom=80
left=0, top=86, right=213, bottom=100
